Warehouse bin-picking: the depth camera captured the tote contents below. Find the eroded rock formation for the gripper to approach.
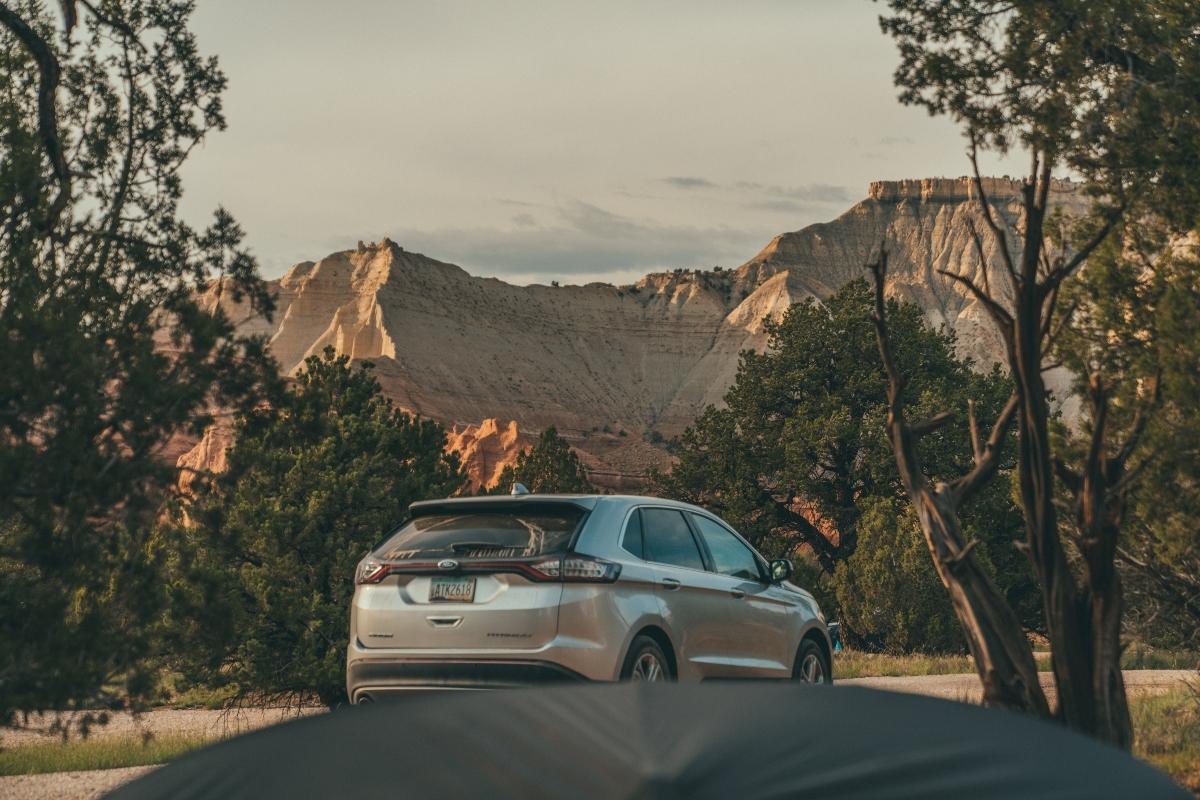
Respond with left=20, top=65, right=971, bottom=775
left=187, top=177, right=1088, bottom=488
left=445, top=418, right=528, bottom=490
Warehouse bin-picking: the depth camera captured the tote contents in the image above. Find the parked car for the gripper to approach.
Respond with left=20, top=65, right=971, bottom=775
left=346, top=492, right=831, bottom=702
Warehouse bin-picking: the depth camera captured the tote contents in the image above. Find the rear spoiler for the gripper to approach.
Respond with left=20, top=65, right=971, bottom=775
left=407, top=495, right=599, bottom=519
left=363, top=495, right=600, bottom=558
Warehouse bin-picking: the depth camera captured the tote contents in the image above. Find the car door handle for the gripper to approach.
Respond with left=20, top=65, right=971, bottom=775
left=730, top=589, right=746, bottom=599
left=661, top=578, right=681, bottom=591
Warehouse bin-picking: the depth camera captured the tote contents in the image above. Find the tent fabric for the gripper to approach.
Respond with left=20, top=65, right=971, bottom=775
left=109, top=683, right=1188, bottom=799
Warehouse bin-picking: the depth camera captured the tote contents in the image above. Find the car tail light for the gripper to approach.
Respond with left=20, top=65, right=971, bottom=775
left=529, top=555, right=621, bottom=583
left=357, top=560, right=388, bottom=584
left=354, top=555, right=620, bottom=584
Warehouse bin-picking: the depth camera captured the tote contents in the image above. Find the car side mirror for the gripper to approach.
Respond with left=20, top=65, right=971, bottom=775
left=769, top=559, right=792, bottom=583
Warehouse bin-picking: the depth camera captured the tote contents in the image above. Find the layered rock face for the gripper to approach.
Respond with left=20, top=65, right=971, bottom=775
left=742, top=176, right=1088, bottom=369
left=176, top=423, right=235, bottom=493
left=192, top=177, right=1089, bottom=488
left=445, top=418, right=528, bottom=490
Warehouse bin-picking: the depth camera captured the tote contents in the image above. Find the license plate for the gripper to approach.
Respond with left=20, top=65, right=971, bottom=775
left=429, top=576, right=476, bottom=603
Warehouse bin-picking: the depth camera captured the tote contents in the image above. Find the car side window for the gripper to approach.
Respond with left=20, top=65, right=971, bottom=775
left=621, top=508, right=644, bottom=559
left=690, top=514, right=762, bottom=581
left=641, top=508, right=705, bottom=571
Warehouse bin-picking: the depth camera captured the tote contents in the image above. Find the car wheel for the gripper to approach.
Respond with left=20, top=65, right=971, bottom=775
left=793, top=639, right=831, bottom=684
left=620, top=635, right=672, bottom=682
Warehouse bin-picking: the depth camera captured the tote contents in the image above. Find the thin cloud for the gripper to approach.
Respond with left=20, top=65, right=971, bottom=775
left=659, top=176, right=854, bottom=205
left=495, top=197, right=544, bottom=208
left=378, top=200, right=773, bottom=282
left=734, top=181, right=853, bottom=203
left=662, top=176, right=719, bottom=190
left=745, top=198, right=812, bottom=214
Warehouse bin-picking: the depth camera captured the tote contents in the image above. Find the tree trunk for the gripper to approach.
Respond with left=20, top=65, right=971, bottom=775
left=870, top=253, right=1049, bottom=716
left=1009, top=182, right=1133, bottom=748
left=912, top=488, right=1050, bottom=713
left=1069, top=378, right=1134, bottom=748
left=1012, top=332, right=1094, bottom=728
left=1089, top=569, right=1131, bottom=749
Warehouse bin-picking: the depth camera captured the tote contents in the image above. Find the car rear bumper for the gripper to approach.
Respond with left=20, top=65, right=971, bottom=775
left=347, top=659, right=588, bottom=701
left=345, top=630, right=624, bottom=702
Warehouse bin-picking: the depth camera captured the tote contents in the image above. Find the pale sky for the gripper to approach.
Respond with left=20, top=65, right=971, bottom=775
left=180, top=0, right=1016, bottom=285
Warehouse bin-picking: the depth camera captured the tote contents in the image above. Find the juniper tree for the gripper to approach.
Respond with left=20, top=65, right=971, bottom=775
left=0, top=0, right=276, bottom=723
left=652, top=281, right=1038, bottom=642
left=874, top=0, right=1200, bottom=746
left=169, top=350, right=465, bottom=707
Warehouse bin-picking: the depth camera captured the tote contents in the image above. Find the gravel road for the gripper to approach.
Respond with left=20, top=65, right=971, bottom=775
left=2, top=670, right=1194, bottom=799
left=0, top=766, right=156, bottom=800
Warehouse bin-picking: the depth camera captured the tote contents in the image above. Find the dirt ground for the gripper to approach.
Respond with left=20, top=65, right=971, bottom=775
left=0, top=766, right=155, bottom=800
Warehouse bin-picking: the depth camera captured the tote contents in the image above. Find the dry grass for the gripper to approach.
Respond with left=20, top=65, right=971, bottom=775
left=833, top=651, right=976, bottom=679
left=1123, top=646, right=1200, bottom=672
left=0, top=734, right=208, bottom=776
left=832, top=645, right=1198, bottom=680
left=1131, top=685, right=1200, bottom=794
left=165, top=683, right=238, bottom=710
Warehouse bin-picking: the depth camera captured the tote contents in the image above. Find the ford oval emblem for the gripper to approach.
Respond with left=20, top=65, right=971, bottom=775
left=437, top=559, right=459, bottom=571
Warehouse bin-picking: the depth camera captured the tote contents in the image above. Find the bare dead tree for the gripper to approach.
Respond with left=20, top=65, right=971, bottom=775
left=958, top=150, right=1142, bottom=747
left=871, top=146, right=1145, bottom=747
left=1049, top=373, right=1160, bottom=746
left=874, top=0, right=1200, bottom=751
left=869, top=250, right=1049, bottom=715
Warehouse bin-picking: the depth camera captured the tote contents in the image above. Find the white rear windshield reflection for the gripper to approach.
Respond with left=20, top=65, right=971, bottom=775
left=375, top=509, right=585, bottom=560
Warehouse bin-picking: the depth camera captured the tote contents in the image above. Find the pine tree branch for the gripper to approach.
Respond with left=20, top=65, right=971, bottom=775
left=950, top=393, right=1019, bottom=504
left=0, top=2, right=70, bottom=229
left=968, top=135, right=1018, bottom=288
left=937, top=267, right=1014, bottom=330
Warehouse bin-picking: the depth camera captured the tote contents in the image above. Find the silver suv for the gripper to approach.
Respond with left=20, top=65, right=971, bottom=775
left=346, top=494, right=831, bottom=702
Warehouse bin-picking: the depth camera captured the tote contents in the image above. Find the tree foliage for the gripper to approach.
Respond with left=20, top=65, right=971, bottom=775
left=877, top=0, right=1200, bottom=746
left=882, top=0, right=1200, bottom=223
left=0, top=0, right=276, bottom=723
left=651, top=281, right=1038, bottom=640
left=489, top=427, right=593, bottom=495
left=834, top=499, right=966, bottom=654
left=1055, top=221, right=1200, bottom=646
left=169, top=350, right=465, bottom=707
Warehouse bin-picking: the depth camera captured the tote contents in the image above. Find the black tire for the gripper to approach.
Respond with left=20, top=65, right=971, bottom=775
left=620, top=635, right=673, bottom=682
left=793, top=639, right=832, bottom=684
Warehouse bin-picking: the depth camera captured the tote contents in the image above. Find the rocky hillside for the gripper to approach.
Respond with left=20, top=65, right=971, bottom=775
left=192, top=177, right=1089, bottom=489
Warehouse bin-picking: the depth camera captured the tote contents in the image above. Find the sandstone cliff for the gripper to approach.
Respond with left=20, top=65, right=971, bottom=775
left=445, top=418, right=528, bottom=490
left=176, top=423, right=235, bottom=494
left=187, top=177, right=1088, bottom=487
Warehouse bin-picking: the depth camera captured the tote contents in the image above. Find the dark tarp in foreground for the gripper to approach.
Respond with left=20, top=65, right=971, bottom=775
left=109, top=683, right=1188, bottom=799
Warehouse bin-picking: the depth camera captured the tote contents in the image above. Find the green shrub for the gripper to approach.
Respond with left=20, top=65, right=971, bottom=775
left=168, top=350, right=464, bottom=706
left=833, top=498, right=965, bottom=654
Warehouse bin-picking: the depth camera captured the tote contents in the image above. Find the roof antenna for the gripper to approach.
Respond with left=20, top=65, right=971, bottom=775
left=511, top=482, right=530, bottom=496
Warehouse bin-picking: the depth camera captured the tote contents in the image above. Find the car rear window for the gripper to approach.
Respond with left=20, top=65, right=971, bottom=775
left=374, top=506, right=587, bottom=560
